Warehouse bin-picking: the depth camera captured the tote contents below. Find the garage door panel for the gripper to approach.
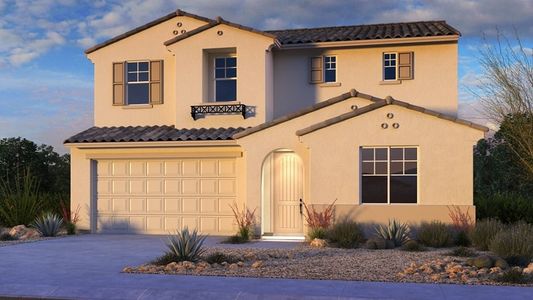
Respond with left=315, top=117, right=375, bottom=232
left=129, top=179, right=145, bottom=194
left=182, top=160, right=199, bottom=176
left=129, top=161, right=145, bottom=176
left=147, top=179, right=163, bottom=194
left=130, top=198, right=145, bottom=212
left=164, top=198, right=181, bottom=212
left=97, top=158, right=238, bottom=234
left=147, top=198, right=162, bottom=212
left=182, top=179, right=199, bottom=194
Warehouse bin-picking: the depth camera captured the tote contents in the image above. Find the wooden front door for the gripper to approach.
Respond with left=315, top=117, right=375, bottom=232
left=273, top=151, right=304, bottom=235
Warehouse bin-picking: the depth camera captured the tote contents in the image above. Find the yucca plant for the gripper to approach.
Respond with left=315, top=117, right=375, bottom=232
left=374, top=219, right=411, bottom=247
left=164, top=227, right=207, bottom=262
left=31, top=212, right=63, bottom=237
left=0, top=170, right=43, bottom=227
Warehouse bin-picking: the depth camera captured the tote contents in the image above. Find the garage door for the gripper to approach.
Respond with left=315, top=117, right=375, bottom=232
left=96, top=158, right=237, bottom=234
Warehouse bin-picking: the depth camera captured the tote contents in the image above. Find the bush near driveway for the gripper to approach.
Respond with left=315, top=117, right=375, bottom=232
left=417, top=221, right=453, bottom=248
left=469, top=219, right=504, bottom=251
left=489, top=222, right=533, bottom=266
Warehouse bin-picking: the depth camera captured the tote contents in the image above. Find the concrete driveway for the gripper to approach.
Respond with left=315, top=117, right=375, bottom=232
left=0, top=234, right=531, bottom=299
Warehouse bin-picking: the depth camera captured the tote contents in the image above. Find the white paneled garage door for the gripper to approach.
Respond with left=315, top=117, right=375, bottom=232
left=96, top=158, right=237, bottom=234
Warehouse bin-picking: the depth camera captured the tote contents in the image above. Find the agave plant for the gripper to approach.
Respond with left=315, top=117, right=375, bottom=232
left=32, top=212, right=63, bottom=237
left=375, top=219, right=411, bottom=247
left=165, top=227, right=207, bottom=262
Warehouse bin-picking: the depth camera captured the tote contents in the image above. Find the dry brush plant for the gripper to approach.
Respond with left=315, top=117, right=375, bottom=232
left=448, top=206, right=474, bottom=232
left=60, top=200, right=81, bottom=235
left=303, top=199, right=336, bottom=240
left=229, top=202, right=256, bottom=242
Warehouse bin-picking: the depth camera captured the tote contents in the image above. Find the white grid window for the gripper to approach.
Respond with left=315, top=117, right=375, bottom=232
left=214, top=57, right=237, bottom=102
left=361, top=147, right=418, bottom=204
left=126, top=61, right=150, bottom=104
left=383, top=53, right=397, bottom=80
left=324, top=56, right=336, bottom=82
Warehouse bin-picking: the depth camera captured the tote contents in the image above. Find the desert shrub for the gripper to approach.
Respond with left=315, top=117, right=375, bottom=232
left=59, top=200, right=80, bottom=235
left=65, top=223, right=76, bottom=235
left=229, top=202, right=256, bottom=242
left=204, top=252, right=239, bottom=264
left=0, top=232, right=17, bottom=241
left=447, top=246, right=477, bottom=257
left=454, top=230, right=471, bottom=247
left=161, top=227, right=207, bottom=263
left=31, top=212, right=63, bottom=237
left=417, top=221, right=452, bottom=248
left=475, top=192, right=533, bottom=224
left=365, top=237, right=394, bottom=250
left=448, top=206, right=473, bottom=246
left=489, top=222, right=533, bottom=266
left=151, top=252, right=179, bottom=265
left=223, top=234, right=249, bottom=244
left=374, top=219, right=411, bottom=247
left=401, top=240, right=426, bottom=252
left=0, top=171, right=43, bottom=227
left=327, top=219, right=364, bottom=248
left=308, top=227, right=327, bottom=240
left=495, top=268, right=533, bottom=284
left=470, top=218, right=504, bottom=251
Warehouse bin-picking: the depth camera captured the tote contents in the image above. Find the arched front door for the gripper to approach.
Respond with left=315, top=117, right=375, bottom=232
left=269, top=150, right=304, bottom=235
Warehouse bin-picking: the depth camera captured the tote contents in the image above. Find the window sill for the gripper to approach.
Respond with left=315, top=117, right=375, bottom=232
left=121, top=104, right=153, bottom=109
left=319, top=82, right=341, bottom=87
left=379, top=80, right=402, bottom=85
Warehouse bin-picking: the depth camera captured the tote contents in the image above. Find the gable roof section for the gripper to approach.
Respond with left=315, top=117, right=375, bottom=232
left=164, top=16, right=277, bottom=46
left=233, top=89, right=381, bottom=139
left=296, top=96, right=489, bottom=136
left=85, top=9, right=213, bottom=54
left=266, top=21, right=460, bottom=45
left=64, top=126, right=245, bottom=143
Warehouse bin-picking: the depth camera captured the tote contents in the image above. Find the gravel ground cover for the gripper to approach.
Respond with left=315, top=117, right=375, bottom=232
left=123, top=246, right=532, bottom=286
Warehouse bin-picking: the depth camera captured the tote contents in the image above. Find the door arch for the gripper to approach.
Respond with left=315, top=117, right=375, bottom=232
left=261, top=149, right=304, bottom=236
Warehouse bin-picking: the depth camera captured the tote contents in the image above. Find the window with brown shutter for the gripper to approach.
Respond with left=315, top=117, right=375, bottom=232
left=112, top=62, right=125, bottom=105
left=310, top=56, right=323, bottom=83
left=149, top=60, right=164, bottom=105
left=398, top=52, right=414, bottom=80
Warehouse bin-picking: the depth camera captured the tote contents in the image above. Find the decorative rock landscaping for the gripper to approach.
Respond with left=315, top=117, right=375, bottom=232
left=122, top=246, right=533, bottom=286
left=0, top=225, right=67, bottom=247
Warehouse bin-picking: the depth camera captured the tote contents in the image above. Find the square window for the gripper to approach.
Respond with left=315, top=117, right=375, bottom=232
left=127, top=73, right=137, bottom=82
left=226, top=67, right=237, bottom=78
left=375, top=162, right=387, bottom=175
left=362, top=162, right=374, bottom=175
left=215, top=68, right=225, bottom=79
left=215, top=58, right=225, bottom=68
left=390, top=176, right=417, bottom=203
left=405, top=162, right=417, bottom=174
left=405, top=148, right=417, bottom=160
left=139, top=62, right=149, bottom=71
left=127, top=63, right=137, bottom=72
left=226, top=57, right=236, bottom=67
left=384, top=67, right=396, bottom=80
left=139, top=72, right=149, bottom=82
left=325, top=69, right=336, bottom=82
left=390, top=162, right=403, bottom=174
left=391, top=148, right=403, bottom=160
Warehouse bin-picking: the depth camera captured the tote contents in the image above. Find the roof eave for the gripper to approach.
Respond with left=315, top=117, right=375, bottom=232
left=277, top=35, right=460, bottom=50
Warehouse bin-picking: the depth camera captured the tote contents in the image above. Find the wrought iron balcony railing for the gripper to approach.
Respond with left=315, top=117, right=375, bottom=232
left=191, top=103, right=247, bottom=120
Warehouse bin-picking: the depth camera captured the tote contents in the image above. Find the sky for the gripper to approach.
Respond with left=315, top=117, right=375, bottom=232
left=0, top=0, right=532, bottom=154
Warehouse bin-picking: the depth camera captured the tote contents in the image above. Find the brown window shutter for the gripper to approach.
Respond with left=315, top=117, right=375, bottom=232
left=149, top=60, right=164, bottom=105
left=112, top=62, right=125, bottom=105
left=310, top=56, right=323, bottom=83
left=398, top=52, right=414, bottom=80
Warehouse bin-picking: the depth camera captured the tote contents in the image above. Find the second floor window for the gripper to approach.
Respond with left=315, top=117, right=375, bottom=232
left=324, top=56, right=336, bottom=82
left=126, top=61, right=150, bottom=104
left=383, top=53, right=397, bottom=80
left=383, top=52, right=414, bottom=81
left=214, top=57, right=237, bottom=102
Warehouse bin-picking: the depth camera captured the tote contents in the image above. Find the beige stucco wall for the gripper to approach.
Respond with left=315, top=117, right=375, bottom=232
left=166, top=24, right=275, bottom=128
left=272, top=42, right=458, bottom=118
left=88, top=16, right=208, bottom=127
left=69, top=143, right=246, bottom=233
left=298, top=104, right=484, bottom=224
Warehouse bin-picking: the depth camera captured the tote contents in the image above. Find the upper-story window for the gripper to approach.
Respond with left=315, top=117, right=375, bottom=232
left=112, top=60, right=163, bottom=106
left=382, top=52, right=414, bottom=81
left=324, top=56, right=336, bottom=83
left=126, top=61, right=150, bottom=104
left=310, top=55, right=338, bottom=84
left=214, top=57, right=237, bottom=102
left=361, top=147, right=418, bottom=204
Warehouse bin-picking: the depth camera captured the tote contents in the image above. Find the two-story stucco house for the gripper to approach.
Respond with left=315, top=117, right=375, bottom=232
left=65, top=9, right=487, bottom=237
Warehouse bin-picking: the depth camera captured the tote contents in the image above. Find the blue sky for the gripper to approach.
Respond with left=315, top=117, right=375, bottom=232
left=0, top=0, right=531, bottom=153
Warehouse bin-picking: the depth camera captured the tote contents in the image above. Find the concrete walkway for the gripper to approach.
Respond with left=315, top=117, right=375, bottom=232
left=0, top=235, right=531, bottom=299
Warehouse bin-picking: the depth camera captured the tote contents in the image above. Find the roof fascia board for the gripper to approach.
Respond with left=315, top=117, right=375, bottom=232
left=65, top=140, right=238, bottom=148
left=277, top=35, right=459, bottom=50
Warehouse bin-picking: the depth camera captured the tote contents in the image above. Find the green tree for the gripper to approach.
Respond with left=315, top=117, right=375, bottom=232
left=0, top=137, right=70, bottom=195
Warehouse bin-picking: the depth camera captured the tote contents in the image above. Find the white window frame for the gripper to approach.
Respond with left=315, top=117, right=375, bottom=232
left=383, top=52, right=397, bottom=81
left=125, top=60, right=150, bottom=105
left=360, top=146, right=419, bottom=205
left=213, top=56, right=237, bottom=102
left=324, top=55, right=337, bottom=83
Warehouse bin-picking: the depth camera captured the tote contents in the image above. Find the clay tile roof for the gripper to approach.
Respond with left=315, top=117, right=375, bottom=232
left=265, top=20, right=460, bottom=45
left=64, top=126, right=246, bottom=143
